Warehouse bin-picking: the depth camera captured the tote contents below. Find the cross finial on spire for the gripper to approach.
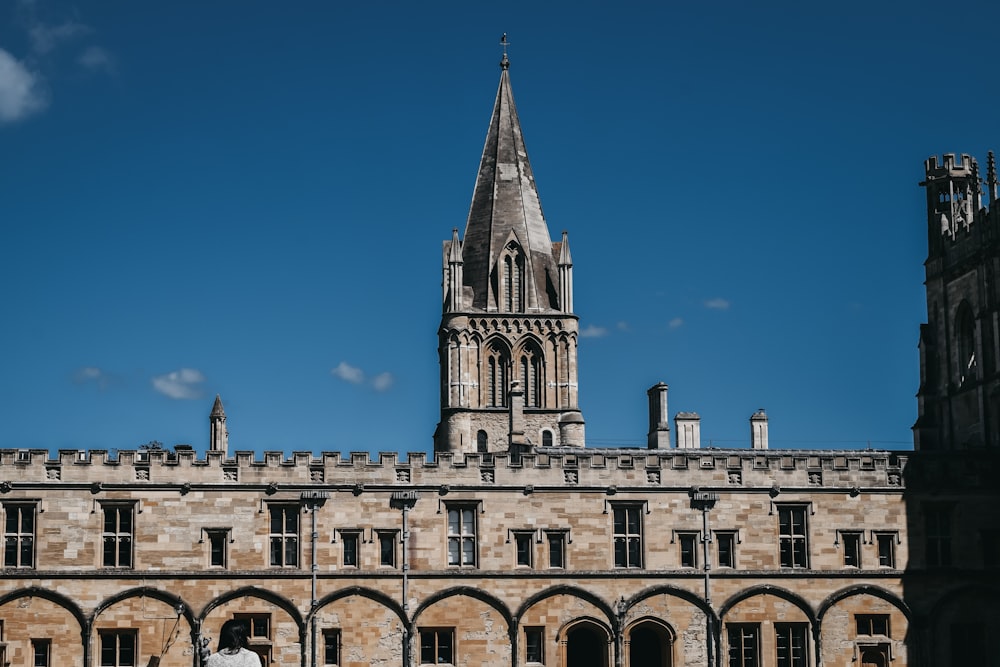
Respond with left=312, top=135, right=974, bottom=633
left=500, top=33, right=510, bottom=70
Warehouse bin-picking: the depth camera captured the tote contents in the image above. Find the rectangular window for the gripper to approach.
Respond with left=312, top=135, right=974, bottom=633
left=856, top=614, right=890, bottom=637
left=378, top=531, right=397, bottom=568
left=100, top=630, right=137, bottom=667
left=612, top=505, right=643, bottom=568
left=727, top=624, right=759, bottom=667
left=525, top=627, right=544, bottom=664
left=207, top=529, right=229, bottom=568
left=269, top=505, right=299, bottom=567
left=102, top=504, right=134, bottom=568
left=32, top=639, right=50, bottom=667
left=925, top=505, right=952, bottom=568
left=777, top=505, right=809, bottom=568
left=842, top=531, right=862, bottom=568
left=3, top=502, right=35, bottom=568
left=876, top=532, right=896, bottom=568
left=678, top=532, right=698, bottom=568
left=234, top=613, right=271, bottom=640
left=774, top=623, right=807, bottom=667
left=515, top=532, right=533, bottom=567
left=447, top=506, right=477, bottom=567
left=547, top=532, right=566, bottom=569
left=341, top=531, right=360, bottom=567
left=419, top=628, right=454, bottom=665
left=322, top=628, right=341, bottom=666
left=717, top=531, right=736, bottom=568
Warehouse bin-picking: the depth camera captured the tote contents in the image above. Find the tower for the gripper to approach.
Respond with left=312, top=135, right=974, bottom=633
left=915, top=152, right=1000, bottom=449
left=434, top=53, right=585, bottom=454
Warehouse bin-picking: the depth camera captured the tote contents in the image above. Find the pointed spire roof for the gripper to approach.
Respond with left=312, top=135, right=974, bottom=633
left=210, top=394, right=226, bottom=418
left=461, top=58, right=559, bottom=311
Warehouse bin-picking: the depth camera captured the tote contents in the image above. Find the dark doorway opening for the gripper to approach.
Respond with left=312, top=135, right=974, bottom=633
left=567, top=623, right=607, bottom=667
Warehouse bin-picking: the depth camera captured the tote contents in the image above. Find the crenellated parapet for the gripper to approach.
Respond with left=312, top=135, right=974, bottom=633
left=0, top=447, right=908, bottom=491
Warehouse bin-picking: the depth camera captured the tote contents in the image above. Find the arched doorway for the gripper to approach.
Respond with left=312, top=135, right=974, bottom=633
left=860, top=646, right=887, bottom=667
left=566, top=621, right=609, bottom=667
left=628, top=620, right=673, bottom=667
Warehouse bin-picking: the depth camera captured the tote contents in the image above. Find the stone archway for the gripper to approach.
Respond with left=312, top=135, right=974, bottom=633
left=565, top=621, right=610, bottom=667
left=860, top=646, right=888, bottom=667
left=627, top=620, right=673, bottom=667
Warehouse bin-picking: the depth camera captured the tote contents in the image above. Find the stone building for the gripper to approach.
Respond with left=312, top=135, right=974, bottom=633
left=0, top=57, right=997, bottom=667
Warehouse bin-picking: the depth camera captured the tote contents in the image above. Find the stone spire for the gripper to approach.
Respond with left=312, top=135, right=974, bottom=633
left=460, top=58, right=561, bottom=313
left=209, top=394, right=228, bottom=456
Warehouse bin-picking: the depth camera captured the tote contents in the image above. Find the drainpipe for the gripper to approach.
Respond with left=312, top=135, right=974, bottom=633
left=391, top=491, right=419, bottom=667
left=691, top=490, right=719, bottom=667
left=301, top=491, right=329, bottom=667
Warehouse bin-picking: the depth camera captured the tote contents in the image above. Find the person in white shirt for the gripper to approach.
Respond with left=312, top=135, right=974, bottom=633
left=203, top=619, right=261, bottom=667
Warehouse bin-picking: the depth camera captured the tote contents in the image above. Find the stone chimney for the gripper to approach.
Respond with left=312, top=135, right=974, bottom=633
left=750, top=409, right=769, bottom=449
left=675, top=412, right=701, bottom=449
left=646, top=382, right=670, bottom=449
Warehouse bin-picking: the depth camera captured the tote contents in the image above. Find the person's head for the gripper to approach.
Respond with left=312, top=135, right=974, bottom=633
left=217, top=619, right=249, bottom=651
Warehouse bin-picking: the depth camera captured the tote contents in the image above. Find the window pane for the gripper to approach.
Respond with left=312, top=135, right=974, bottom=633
left=461, top=510, right=474, bottom=534
left=448, top=539, right=459, bottom=565
left=285, top=538, right=298, bottom=567
left=448, top=510, right=459, bottom=534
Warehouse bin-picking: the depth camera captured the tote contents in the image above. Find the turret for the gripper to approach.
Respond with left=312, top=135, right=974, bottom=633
left=209, top=395, right=228, bottom=456
left=920, top=153, right=980, bottom=253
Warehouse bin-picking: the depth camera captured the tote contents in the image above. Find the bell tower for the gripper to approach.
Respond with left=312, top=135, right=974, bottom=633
left=915, top=152, right=1000, bottom=449
left=434, top=50, right=585, bottom=454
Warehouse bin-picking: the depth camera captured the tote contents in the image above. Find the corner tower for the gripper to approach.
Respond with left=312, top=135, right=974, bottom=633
left=915, top=152, right=1000, bottom=449
left=435, top=53, right=585, bottom=454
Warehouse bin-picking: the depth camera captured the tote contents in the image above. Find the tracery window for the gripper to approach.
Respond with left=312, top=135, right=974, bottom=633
left=502, top=242, right=525, bottom=312
left=518, top=345, right=542, bottom=407
left=486, top=342, right=509, bottom=407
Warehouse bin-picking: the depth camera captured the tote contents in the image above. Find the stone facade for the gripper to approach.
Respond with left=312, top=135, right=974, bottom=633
left=1, top=59, right=999, bottom=667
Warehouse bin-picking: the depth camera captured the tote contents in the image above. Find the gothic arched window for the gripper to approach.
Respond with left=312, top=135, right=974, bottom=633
left=957, top=302, right=976, bottom=385
left=502, top=242, right=525, bottom=312
left=518, top=344, right=543, bottom=408
left=477, top=430, right=488, bottom=453
left=542, top=430, right=553, bottom=447
left=486, top=341, right=509, bottom=407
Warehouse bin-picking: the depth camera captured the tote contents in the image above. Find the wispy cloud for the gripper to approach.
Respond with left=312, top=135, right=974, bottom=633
left=29, top=21, right=89, bottom=55
left=331, top=362, right=395, bottom=392
left=73, top=365, right=112, bottom=389
left=668, top=317, right=684, bottom=329
left=0, top=49, right=47, bottom=123
left=704, top=298, right=731, bottom=310
left=152, top=368, right=206, bottom=400
left=580, top=325, right=609, bottom=338
left=0, top=8, right=112, bottom=125
left=331, top=362, right=365, bottom=384
left=372, top=372, right=395, bottom=392
left=616, top=321, right=630, bottom=332
left=78, top=46, right=114, bottom=73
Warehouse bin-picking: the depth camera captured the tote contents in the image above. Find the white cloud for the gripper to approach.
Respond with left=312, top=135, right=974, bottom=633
left=78, top=46, right=113, bottom=73
left=704, top=298, right=731, bottom=310
left=580, top=325, right=609, bottom=338
left=0, top=49, right=47, bottom=123
left=372, top=372, right=395, bottom=392
left=668, top=317, right=684, bottom=329
left=331, top=362, right=364, bottom=384
left=616, top=321, right=630, bottom=331
left=152, top=368, right=206, bottom=400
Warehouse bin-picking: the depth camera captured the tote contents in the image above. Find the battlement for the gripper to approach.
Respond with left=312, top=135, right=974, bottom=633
left=923, top=153, right=978, bottom=180
left=0, top=446, right=908, bottom=491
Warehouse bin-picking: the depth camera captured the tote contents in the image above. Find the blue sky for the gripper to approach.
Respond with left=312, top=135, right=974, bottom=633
left=2, top=1, right=997, bottom=456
